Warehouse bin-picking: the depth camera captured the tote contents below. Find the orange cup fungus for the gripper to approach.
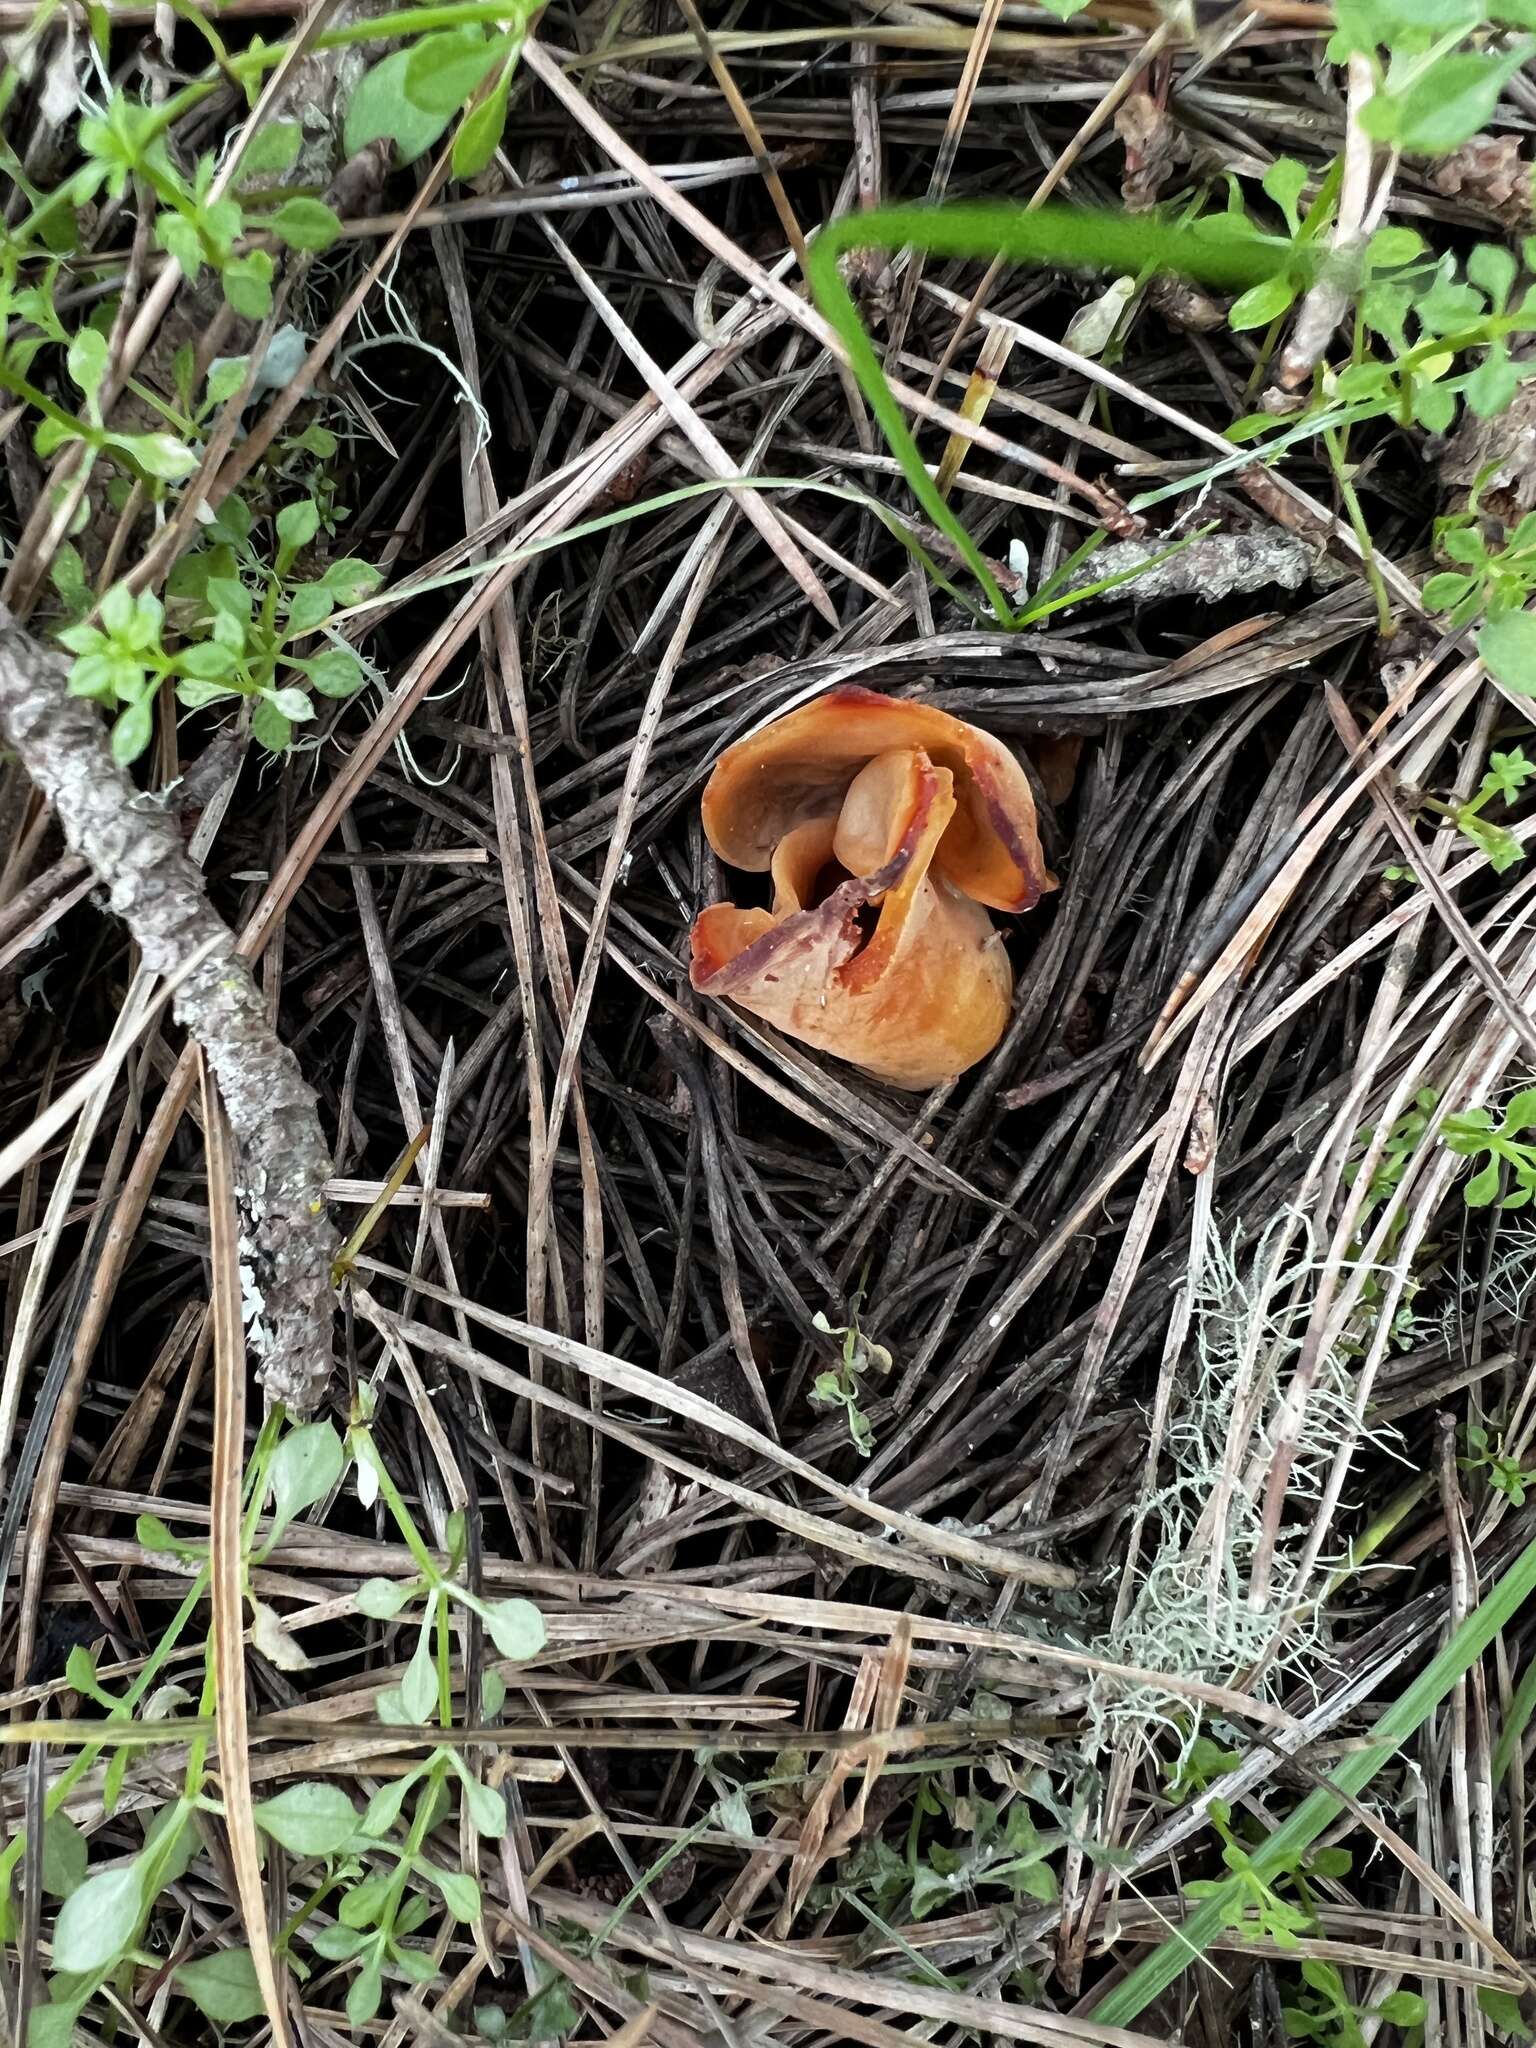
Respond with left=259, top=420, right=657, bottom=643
left=688, top=687, right=1057, bottom=1089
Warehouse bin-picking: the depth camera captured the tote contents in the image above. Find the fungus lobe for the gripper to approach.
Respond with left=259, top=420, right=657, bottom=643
left=689, top=687, right=1056, bottom=1089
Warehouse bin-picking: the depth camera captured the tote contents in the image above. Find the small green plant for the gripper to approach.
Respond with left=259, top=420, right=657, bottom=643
left=3, top=1411, right=547, bottom=2038
left=816, top=1773, right=1060, bottom=1926
left=1329, top=0, right=1536, bottom=158
left=1199, top=157, right=1345, bottom=335
left=809, top=1294, right=892, bottom=1456
left=56, top=495, right=381, bottom=763
left=1428, top=472, right=1536, bottom=700
left=474, top=1964, right=582, bottom=2043
left=76, top=100, right=340, bottom=319
left=1283, top=1960, right=1425, bottom=2048
left=1165, top=1732, right=1242, bottom=1805
left=345, top=21, right=529, bottom=177
left=1459, top=1421, right=1536, bottom=1505
left=1184, top=1801, right=1327, bottom=1948
left=1347, top=1089, right=1440, bottom=1220
left=1442, top=1087, right=1536, bottom=1207
left=1420, top=746, right=1535, bottom=875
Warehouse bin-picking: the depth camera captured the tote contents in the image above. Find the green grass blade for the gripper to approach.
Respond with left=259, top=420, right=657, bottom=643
left=1094, top=1530, right=1536, bottom=2024
left=1493, top=1641, right=1536, bottom=1785
left=805, top=202, right=1308, bottom=623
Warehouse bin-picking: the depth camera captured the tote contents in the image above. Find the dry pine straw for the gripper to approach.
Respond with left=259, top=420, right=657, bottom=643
left=0, top=3, right=1533, bottom=2044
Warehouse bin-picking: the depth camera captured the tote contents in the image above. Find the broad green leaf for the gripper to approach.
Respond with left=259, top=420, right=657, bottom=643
left=356, top=1576, right=413, bottom=1619
left=240, top=120, right=302, bottom=177
left=50, top=543, right=90, bottom=617
left=1422, top=573, right=1476, bottom=611
left=1479, top=1988, right=1533, bottom=2038
left=135, top=1511, right=180, bottom=1552
left=714, top=1787, right=754, bottom=1840
left=1468, top=241, right=1518, bottom=307
left=253, top=700, right=292, bottom=757
left=111, top=697, right=154, bottom=766
left=480, top=1597, right=545, bottom=1662
left=1261, top=156, right=1307, bottom=235
left=66, top=327, right=108, bottom=403
left=1377, top=47, right=1534, bottom=156
left=310, top=1923, right=369, bottom=1960
left=40, top=1815, right=88, bottom=1899
left=457, top=1770, right=507, bottom=1837
left=206, top=356, right=249, bottom=406
left=1365, top=225, right=1423, bottom=267
left=429, top=1865, right=481, bottom=1921
left=265, top=1419, right=343, bottom=1541
left=1012, top=1859, right=1057, bottom=1901
left=222, top=249, right=274, bottom=318
left=346, top=1961, right=384, bottom=2025
left=361, top=1775, right=414, bottom=1838
left=27, top=2000, right=84, bottom=2048
left=305, top=647, right=366, bottom=698
left=1480, top=611, right=1536, bottom=693
left=1228, top=272, right=1298, bottom=330
left=275, top=497, right=321, bottom=564
left=270, top=197, right=341, bottom=252
left=1411, top=379, right=1457, bottom=432
left=1376, top=1992, right=1426, bottom=2026
left=403, top=27, right=511, bottom=114
left=452, top=69, right=512, bottom=180
left=1467, top=352, right=1520, bottom=419
left=284, top=585, right=335, bottom=636
left=320, top=556, right=383, bottom=600
left=1464, top=1158, right=1503, bottom=1206
left=265, top=686, right=314, bottom=722
left=176, top=639, right=240, bottom=682
left=108, top=431, right=198, bottom=481
left=344, top=48, right=454, bottom=164
left=400, top=1618, right=439, bottom=1723
left=51, top=1858, right=146, bottom=1975
left=175, top=1947, right=266, bottom=2025
left=156, top=211, right=203, bottom=281
left=65, top=1644, right=98, bottom=1693
left=199, top=197, right=242, bottom=262
left=207, top=574, right=252, bottom=620
left=252, top=1782, right=359, bottom=1857
left=177, top=678, right=239, bottom=710
left=1437, top=523, right=1484, bottom=566
left=338, top=1872, right=392, bottom=1928
left=1307, top=1845, right=1352, bottom=1877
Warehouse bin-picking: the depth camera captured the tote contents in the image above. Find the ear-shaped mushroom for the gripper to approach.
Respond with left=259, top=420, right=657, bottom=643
left=689, top=688, right=1056, bottom=1090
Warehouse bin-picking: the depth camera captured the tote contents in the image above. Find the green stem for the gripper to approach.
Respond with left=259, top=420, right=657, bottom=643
left=348, top=1428, right=442, bottom=1582
left=1322, top=425, right=1392, bottom=636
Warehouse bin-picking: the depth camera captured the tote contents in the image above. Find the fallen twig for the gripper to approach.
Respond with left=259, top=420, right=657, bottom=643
left=0, top=608, right=337, bottom=1410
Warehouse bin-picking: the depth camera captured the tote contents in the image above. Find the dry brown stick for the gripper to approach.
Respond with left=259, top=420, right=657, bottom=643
left=201, top=1058, right=294, bottom=2048
left=0, top=609, right=337, bottom=1410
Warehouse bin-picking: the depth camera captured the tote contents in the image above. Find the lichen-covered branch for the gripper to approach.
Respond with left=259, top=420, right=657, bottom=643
left=0, top=608, right=337, bottom=1411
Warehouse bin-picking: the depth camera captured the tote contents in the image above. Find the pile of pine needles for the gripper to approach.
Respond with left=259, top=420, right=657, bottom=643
left=2, top=1, right=1535, bottom=2043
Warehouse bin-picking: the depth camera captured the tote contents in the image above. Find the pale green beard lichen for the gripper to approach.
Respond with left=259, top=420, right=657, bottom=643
left=1091, top=1214, right=1412, bottom=1754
